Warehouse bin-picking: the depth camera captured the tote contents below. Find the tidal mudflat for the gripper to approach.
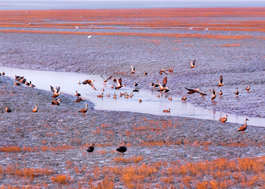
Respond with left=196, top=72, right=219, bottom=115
left=0, top=8, right=265, bottom=188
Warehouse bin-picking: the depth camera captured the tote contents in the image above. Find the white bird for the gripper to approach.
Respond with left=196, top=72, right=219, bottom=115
left=189, top=27, right=193, bottom=30
left=87, top=35, right=92, bottom=38
left=75, top=26, right=79, bottom=29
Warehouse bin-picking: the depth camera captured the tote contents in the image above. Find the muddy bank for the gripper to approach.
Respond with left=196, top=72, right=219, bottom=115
left=0, top=32, right=264, bottom=118
left=0, top=75, right=264, bottom=187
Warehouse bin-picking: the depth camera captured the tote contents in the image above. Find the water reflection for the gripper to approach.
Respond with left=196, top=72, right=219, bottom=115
left=1, top=66, right=264, bottom=127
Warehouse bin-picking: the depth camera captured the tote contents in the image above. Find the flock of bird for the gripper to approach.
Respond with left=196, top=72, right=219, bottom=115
left=2, top=59, right=253, bottom=154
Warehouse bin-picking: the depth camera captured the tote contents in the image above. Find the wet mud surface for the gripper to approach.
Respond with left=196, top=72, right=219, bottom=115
left=0, top=15, right=265, bottom=187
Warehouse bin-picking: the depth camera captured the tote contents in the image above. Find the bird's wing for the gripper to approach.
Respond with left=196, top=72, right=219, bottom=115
left=156, top=79, right=163, bottom=88
left=209, top=89, right=213, bottom=94
left=185, top=87, right=193, bottom=91
left=57, top=87, right=60, bottom=93
left=189, top=59, right=193, bottom=66
left=50, top=85, right=54, bottom=92
left=162, top=77, right=167, bottom=87
left=213, top=89, right=216, bottom=95
left=220, top=75, right=223, bottom=84
left=118, top=78, right=122, bottom=85
left=89, top=82, right=97, bottom=91
left=193, top=59, right=196, bottom=65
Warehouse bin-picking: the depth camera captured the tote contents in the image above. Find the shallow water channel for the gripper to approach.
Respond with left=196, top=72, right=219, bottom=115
left=1, top=66, right=264, bottom=127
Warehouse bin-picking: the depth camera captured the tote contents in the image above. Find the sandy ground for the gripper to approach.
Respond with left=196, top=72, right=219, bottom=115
left=0, top=29, right=265, bottom=187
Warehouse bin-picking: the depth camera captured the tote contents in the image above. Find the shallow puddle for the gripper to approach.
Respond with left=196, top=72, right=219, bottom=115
left=1, top=66, right=264, bottom=127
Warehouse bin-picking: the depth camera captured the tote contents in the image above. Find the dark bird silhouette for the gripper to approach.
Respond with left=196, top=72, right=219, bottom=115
left=116, top=141, right=127, bottom=154
left=87, top=143, right=95, bottom=153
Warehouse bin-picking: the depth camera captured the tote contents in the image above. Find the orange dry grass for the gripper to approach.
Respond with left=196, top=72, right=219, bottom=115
left=51, top=174, right=72, bottom=184
left=87, top=156, right=265, bottom=188
left=114, top=156, right=144, bottom=163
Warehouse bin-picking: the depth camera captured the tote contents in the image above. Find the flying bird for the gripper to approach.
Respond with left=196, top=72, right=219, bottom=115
left=115, top=78, right=126, bottom=90
left=131, top=65, right=136, bottom=75
left=82, top=79, right=97, bottom=90
left=209, top=88, right=216, bottom=100
left=51, top=99, right=60, bottom=106
left=189, top=59, right=196, bottom=68
left=218, top=75, right=224, bottom=87
left=101, top=75, right=112, bottom=83
left=185, top=87, right=201, bottom=94
left=159, top=69, right=168, bottom=75
left=157, top=77, right=169, bottom=92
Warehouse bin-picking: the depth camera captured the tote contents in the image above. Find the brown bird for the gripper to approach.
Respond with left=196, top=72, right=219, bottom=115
left=51, top=99, right=60, bottom=106
left=219, top=90, right=223, bottom=96
left=87, top=143, right=95, bottom=153
left=185, top=87, right=201, bottom=94
left=52, top=92, right=61, bottom=99
left=115, top=78, right=125, bottom=90
left=5, top=106, right=11, bottom=113
left=218, top=75, right=224, bottom=87
left=144, top=72, right=148, bottom=76
left=181, top=95, right=187, bottom=101
left=209, top=88, right=216, bottom=100
left=159, top=69, right=168, bottom=75
left=168, top=96, right=172, bottom=101
left=157, top=77, right=169, bottom=92
left=163, top=108, right=171, bottom=113
left=131, top=65, right=136, bottom=75
left=75, top=96, right=86, bottom=103
left=82, top=79, right=97, bottom=90
left=219, top=115, right=228, bottom=123
left=139, top=99, right=142, bottom=103
left=50, top=85, right=60, bottom=94
left=97, top=93, right=104, bottom=98
left=167, top=67, right=174, bottom=73
left=245, top=85, right=250, bottom=91
left=14, top=81, right=20, bottom=86
left=235, top=88, right=239, bottom=96
left=79, top=104, right=88, bottom=115
left=32, top=105, right=38, bottom=113
left=2, top=71, right=5, bottom=75
left=238, top=118, right=249, bottom=133
left=189, top=59, right=196, bottom=68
